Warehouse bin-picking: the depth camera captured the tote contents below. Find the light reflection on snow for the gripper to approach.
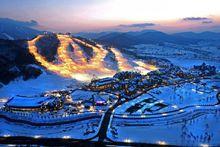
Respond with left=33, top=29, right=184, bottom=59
left=172, top=105, right=178, bottom=109
left=156, top=140, right=167, bottom=145
left=0, top=99, right=8, bottom=103
left=34, top=135, right=41, bottom=139
left=162, top=113, right=167, bottom=116
left=179, top=109, right=184, bottom=112
left=62, top=135, right=71, bottom=139
left=3, top=134, right=11, bottom=137
left=200, top=143, right=209, bottom=147
left=124, top=138, right=132, bottom=143
left=28, top=34, right=157, bottom=82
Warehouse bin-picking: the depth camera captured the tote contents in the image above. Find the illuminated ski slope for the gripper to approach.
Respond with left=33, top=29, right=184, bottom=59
left=28, top=34, right=157, bottom=81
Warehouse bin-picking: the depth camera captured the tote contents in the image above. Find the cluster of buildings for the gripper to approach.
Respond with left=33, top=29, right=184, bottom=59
left=147, top=64, right=185, bottom=85
left=0, top=63, right=217, bottom=122
left=3, top=95, right=63, bottom=112
left=69, top=89, right=118, bottom=112
left=191, top=63, right=217, bottom=76
left=87, top=71, right=159, bottom=99
left=87, top=63, right=218, bottom=100
left=1, top=88, right=117, bottom=115
left=88, top=77, right=118, bottom=91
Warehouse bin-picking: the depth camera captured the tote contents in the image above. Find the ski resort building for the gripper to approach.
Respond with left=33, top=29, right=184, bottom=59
left=89, top=77, right=118, bottom=91
left=4, top=96, right=63, bottom=112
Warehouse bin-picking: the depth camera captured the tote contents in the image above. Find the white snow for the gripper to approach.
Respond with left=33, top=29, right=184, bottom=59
left=167, top=57, right=220, bottom=70
left=1, top=33, right=14, bottom=40
left=6, top=96, right=54, bottom=107
left=0, top=72, right=81, bottom=99
left=131, top=43, right=220, bottom=71
left=114, top=79, right=219, bottom=116
left=0, top=117, right=101, bottom=139
left=107, top=113, right=220, bottom=146
left=149, top=79, right=219, bottom=110
left=71, top=89, right=97, bottom=101
left=107, top=79, right=220, bottom=145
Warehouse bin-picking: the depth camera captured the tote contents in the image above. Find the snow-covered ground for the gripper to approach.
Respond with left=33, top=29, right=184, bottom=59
left=0, top=40, right=219, bottom=145
left=114, top=79, right=219, bottom=116
left=148, top=79, right=219, bottom=110
left=131, top=43, right=220, bottom=71
left=132, top=43, right=220, bottom=61
left=1, top=33, right=15, bottom=40
left=166, top=57, right=220, bottom=70
left=132, top=44, right=195, bottom=59
left=71, top=89, right=97, bottom=101
left=108, top=113, right=220, bottom=146
left=0, top=72, right=82, bottom=98
left=107, top=79, right=220, bottom=146
left=0, top=117, right=101, bottom=140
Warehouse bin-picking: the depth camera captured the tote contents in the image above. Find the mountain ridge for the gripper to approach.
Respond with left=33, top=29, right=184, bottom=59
left=0, top=18, right=42, bottom=40
left=75, top=30, right=220, bottom=47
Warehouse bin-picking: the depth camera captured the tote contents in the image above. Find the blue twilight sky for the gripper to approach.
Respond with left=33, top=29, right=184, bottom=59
left=0, top=0, right=220, bottom=33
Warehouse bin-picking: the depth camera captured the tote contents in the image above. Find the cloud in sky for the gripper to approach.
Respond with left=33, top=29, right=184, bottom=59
left=118, top=23, right=156, bottom=28
left=202, top=20, right=213, bottom=24
left=27, top=20, right=39, bottom=27
left=181, top=17, right=215, bottom=25
left=0, top=18, right=39, bottom=27
left=182, top=17, right=210, bottom=21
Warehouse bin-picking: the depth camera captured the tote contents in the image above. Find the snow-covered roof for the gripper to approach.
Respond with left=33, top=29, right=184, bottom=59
left=93, top=94, right=107, bottom=102
left=5, top=96, right=55, bottom=108
left=91, top=77, right=117, bottom=86
left=71, top=89, right=96, bottom=101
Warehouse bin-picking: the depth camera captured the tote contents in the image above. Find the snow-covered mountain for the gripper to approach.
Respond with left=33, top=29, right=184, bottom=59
left=0, top=18, right=42, bottom=40
left=172, top=31, right=220, bottom=40
left=0, top=34, right=60, bottom=85
left=0, top=39, right=43, bottom=85
left=76, top=30, right=220, bottom=47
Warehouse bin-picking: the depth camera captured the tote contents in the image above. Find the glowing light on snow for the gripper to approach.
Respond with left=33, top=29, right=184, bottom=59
left=7, top=145, right=15, bottom=147
left=198, top=91, right=204, bottom=94
left=3, top=134, right=11, bottom=137
left=162, top=113, right=167, bottom=116
left=71, top=73, right=92, bottom=82
left=179, top=109, right=184, bottom=112
left=134, top=60, right=158, bottom=74
left=28, top=35, right=114, bottom=82
left=89, top=106, right=95, bottom=112
left=172, top=105, right=178, bottom=109
left=0, top=99, right=8, bottom=103
left=62, top=135, right=71, bottom=139
left=110, top=47, right=133, bottom=71
left=156, top=140, right=167, bottom=145
left=159, top=100, right=164, bottom=103
left=28, top=34, right=157, bottom=82
left=192, top=89, right=196, bottom=92
left=200, top=144, right=209, bottom=147
left=124, top=138, right=132, bottom=143
left=213, top=89, right=218, bottom=92
left=34, top=135, right=41, bottom=139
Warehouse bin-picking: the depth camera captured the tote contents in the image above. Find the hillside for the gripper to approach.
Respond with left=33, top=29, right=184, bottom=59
left=0, top=18, right=42, bottom=40
left=76, top=30, right=220, bottom=48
